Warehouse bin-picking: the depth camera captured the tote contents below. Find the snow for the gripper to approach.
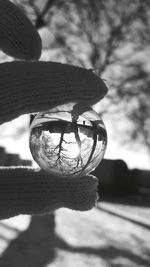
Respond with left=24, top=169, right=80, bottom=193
left=0, top=201, right=150, bottom=267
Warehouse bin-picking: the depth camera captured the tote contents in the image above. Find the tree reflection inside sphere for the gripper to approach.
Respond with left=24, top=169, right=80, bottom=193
left=29, top=103, right=107, bottom=178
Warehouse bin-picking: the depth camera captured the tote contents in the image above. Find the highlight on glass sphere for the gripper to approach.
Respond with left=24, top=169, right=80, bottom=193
left=29, top=103, right=107, bottom=178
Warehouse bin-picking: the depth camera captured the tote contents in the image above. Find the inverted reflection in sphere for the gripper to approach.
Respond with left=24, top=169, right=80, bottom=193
left=29, top=103, right=107, bottom=178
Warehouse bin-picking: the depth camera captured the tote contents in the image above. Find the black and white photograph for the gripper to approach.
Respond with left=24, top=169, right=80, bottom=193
left=0, top=0, right=150, bottom=266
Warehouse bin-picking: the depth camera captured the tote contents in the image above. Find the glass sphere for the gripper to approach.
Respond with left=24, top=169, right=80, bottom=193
left=29, top=103, right=107, bottom=178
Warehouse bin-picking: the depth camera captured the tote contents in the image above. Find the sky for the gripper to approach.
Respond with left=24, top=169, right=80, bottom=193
left=104, top=120, right=150, bottom=170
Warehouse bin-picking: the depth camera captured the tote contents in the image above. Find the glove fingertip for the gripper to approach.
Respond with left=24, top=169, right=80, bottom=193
left=61, top=175, right=99, bottom=211
left=0, top=0, right=42, bottom=60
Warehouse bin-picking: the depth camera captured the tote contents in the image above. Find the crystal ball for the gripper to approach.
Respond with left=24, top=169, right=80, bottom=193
left=29, top=103, right=107, bottom=178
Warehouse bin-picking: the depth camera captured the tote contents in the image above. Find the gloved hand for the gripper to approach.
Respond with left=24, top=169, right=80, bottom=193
left=0, top=0, right=108, bottom=220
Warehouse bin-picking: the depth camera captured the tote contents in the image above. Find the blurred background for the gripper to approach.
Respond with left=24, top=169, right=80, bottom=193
left=0, top=0, right=150, bottom=266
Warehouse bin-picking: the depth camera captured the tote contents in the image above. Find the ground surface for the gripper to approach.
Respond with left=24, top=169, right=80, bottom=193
left=0, top=117, right=150, bottom=266
left=0, top=199, right=150, bottom=267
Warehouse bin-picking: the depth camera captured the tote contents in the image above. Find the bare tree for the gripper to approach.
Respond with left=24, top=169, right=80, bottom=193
left=13, top=0, right=150, bottom=155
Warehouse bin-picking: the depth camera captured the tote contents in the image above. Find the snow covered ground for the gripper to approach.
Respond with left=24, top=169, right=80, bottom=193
left=0, top=200, right=150, bottom=267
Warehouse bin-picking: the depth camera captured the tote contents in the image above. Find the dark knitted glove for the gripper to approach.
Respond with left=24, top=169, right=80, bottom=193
left=0, top=0, right=41, bottom=59
left=0, top=0, right=108, bottom=220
